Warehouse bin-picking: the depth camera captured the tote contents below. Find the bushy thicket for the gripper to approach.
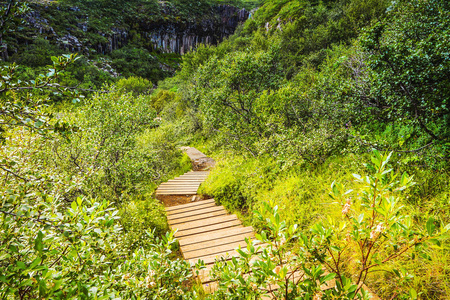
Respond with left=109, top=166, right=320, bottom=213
left=0, top=54, right=196, bottom=298
left=2, top=0, right=450, bottom=298
left=154, top=0, right=450, bottom=297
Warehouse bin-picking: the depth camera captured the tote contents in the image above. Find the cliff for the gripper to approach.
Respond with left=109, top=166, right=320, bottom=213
left=7, top=1, right=249, bottom=58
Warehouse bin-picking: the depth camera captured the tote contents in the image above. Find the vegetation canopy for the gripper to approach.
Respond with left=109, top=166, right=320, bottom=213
left=1, top=0, right=449, bottom=299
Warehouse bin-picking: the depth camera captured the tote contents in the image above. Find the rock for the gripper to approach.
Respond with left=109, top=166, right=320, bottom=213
left=20, top=3, right=249, bottom=57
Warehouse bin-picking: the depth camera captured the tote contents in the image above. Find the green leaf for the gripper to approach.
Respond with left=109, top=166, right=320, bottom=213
left=71, top=201, right=77, bottom=211
left=426, top=217, right=436, bottom=236
left=409, top=288, right=418, bottom=299
left=321, top=273, right=336, bottom=283
left=357, top=213, right=364, bottom=224
left=17, top=261, right=27, bottom=270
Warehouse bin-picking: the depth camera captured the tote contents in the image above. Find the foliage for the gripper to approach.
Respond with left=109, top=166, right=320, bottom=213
left=120, top=196, right=168, bottom=250
left=46, top=87, right=159, bottom=200
left=116, top=76, right=153, bottom=96
left=10, top=37, right=63, bottom=67
left=362, top=0, right=450, bottom=150
left=192, top=50, right=284, bottom=155
left=0, top=54, right=198, bottom=298
left=112, top=230, right=200, bottom=300
left=110, top=47, right=168, bottom=84
left=0, top=54, right=80, bottom=144
left=0, top=192, right=122, bottom=299
left=151, top=89, right=181, bottom=114
left=0, top=0, right=29, bottom=53
left=210, top=151, right=450, bottom=299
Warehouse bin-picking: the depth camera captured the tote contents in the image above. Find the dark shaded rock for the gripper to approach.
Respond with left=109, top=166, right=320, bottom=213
left=20, top=3, right=248, bottom=56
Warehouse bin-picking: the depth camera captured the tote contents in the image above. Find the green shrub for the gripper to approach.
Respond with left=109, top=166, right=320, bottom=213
left=120, top=195, right=168, bottom=250
left=116, top=76, right=153, bottom=96
left=11, top=37, right=64, bottom=67
left=150, top=89, right=181, bottom=113
left=110, top=46, right=167, bottom=83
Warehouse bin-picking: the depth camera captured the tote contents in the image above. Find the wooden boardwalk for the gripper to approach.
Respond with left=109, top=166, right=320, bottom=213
left=157, top=147, right=258, bottom=292
left=159, top=147, right=379, bottom=298
left=165, top=199, right=262, bottom=292
left=155, top=171, right=209, bottom=196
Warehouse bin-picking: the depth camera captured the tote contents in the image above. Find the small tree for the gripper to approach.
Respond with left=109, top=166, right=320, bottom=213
left=210, top=150, right=449, bottom=299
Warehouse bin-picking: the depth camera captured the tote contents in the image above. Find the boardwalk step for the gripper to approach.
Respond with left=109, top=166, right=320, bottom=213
left=179, top=226, right=254, bottom=246
left=169, top=209, right=228, bottom=226
left=181, top=231, right=253, bottom=253
left=175, top=219, right=242, bottom=238
left=172, top=214, right=238, bottom=231
left=166, top=199, right=216, bottom=212
left=167, top=206, right=226, bottom=221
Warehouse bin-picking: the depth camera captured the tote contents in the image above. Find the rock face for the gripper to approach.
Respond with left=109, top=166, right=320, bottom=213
left=145, top=5, right=249, bottom=54
left=20, top=4, right=249, bottom=56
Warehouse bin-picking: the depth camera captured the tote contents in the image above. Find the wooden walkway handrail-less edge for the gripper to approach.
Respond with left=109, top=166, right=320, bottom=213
left=157, top=147, right=379, bottom=298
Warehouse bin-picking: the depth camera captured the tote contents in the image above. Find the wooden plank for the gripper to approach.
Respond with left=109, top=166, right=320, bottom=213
left=184, top=239, right=263, bottom=260
left=170, top=181, right=203, bottom=183
left=169, top=177, right=207, bottom=179
left=179, top=227, right=254, bottom=246
left=160, top=183, right=202, bottom=185
left=158, top=185, right=200, bottom=189
left=165, top=199, right=216, bottom=212
left=162, top=182, right=202, bottom=188
left=181, top=232, right=254, bottom=252
left=159, top=188, right=201, bottom=190
left=190, top=249, right=239, bottom=265
left=168, top=202, right=217, bottom=216
left=159, top=182, right=200, bottom=187
left=156, top=191, right=198, bottom=195
left=178, top=173, right=208, bottom=175
left=171, top=214, right=237, bottom=231
left=189, top=243, right=266, bottom=265
left=175, top=219, right=241, bottom=238
left=174, top=177, right=207, bottom=179
left=167, top=203, right=219, bottom=216
left=167, top=206, right=226, bottom=221
left=160, top=181, right=203, bottom=184
left=157, top=190, right=198, bottom=193
left=157, top=187, right=199, bottom=191
left=168, top=210, right=228, bottom=225
left=157, top=184, right=200, bottom=190
left=169, top=178, right=207, bottom=181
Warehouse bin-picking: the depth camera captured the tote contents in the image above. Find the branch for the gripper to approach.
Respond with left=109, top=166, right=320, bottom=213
left=212, top=128, right=257, bottom=157
left=364, top=237, right=428, bottom=271
left=0, top=165, right=28, bottom=181
left=0, top=210, right=59, bottom=229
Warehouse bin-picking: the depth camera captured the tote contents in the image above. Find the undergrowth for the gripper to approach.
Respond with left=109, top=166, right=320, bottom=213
left=199, top=150, right=450, bottom=298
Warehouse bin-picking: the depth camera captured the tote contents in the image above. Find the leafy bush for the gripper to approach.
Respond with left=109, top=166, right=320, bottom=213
left=119, top=195, right=169, bottom=250
left=362, top=0, right=450, bottom=152
left=110, top=46, right=168, bottom=83
left=47, top=87, right=158, bottom=200
left=116, top=76, right=153, bottom=96
left=0, top=54, right=198, bottom=299
left=210, top=151, right=450, bottom=299
left=11, top=38, right=64, bottom=67
left=150, top=89, right=181, bottom=113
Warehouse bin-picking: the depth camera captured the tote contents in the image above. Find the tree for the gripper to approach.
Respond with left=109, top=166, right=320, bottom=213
left=0, top=0, right=29, bottom=59
left=362, top=0, right=450, bottom=147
